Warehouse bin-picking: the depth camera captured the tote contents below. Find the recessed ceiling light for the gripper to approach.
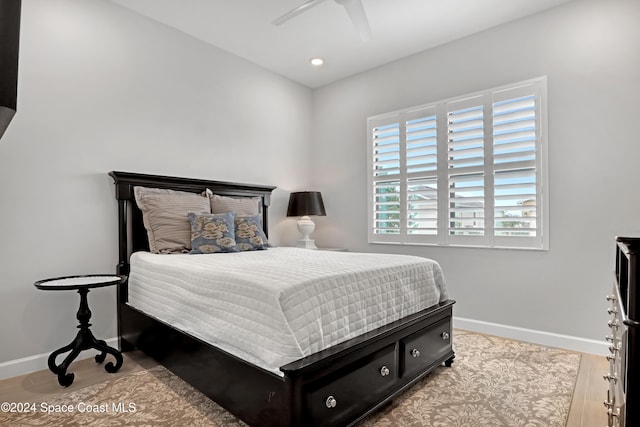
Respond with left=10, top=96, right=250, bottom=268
left=310, top=58, right=324, bottom=67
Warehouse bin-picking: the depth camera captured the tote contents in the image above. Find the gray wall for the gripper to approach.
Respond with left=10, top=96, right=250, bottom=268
left=0, top=0, right=312, bottom=367
left=310, top=0, right=640, bottom=344
left=3, top=0, right=639, bottom=374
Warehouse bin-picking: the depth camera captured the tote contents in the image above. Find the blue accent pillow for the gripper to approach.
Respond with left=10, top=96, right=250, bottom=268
left=235, top=215, right=269, bottom=251
left=188, top=212, right=238, bottom=254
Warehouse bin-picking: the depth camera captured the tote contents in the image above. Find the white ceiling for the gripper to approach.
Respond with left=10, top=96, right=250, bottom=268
left=110, top=0, right=574, bottom=88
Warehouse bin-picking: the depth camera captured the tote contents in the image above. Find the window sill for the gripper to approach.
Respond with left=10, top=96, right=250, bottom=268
left=368, top=241, right=548, bottom=251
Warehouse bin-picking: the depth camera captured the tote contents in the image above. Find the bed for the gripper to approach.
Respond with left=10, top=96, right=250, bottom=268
left=109, top=171, right=455, bottom=427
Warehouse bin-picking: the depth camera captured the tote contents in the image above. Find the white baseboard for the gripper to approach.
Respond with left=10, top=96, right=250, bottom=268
left=454, top=317, right=608, bottom=356
left=0, top=337, right=119, bottom=381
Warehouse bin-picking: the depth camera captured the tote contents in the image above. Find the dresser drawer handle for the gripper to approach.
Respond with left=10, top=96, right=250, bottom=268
left=603, top=373, right=618, bottom=383
left=380, top=365, right=390, bottom=377
left=606, top=294, right=617, bottom=302
left=608, top=319, right=619, bottom=329
left=325, top=396, right=337, bottom=409
left=606, top=354, right=616, bottom=362
left=604, top=390, right=613, bottom=409
left=605, top=335, right=615, bottom=342
left=607, top=307, right=618, bottom=315
left=410, top=348, right=421, bottom=358
left=441, top=332, right=450, bottom=340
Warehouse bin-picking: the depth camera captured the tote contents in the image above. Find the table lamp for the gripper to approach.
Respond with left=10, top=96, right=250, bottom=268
left=287, top=191, right=326, bottom=249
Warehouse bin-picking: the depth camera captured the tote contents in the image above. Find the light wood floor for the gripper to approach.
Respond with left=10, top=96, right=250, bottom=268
left=0, top=350, right=608, bottom=426
left=566, top=353, right=609, bottom=427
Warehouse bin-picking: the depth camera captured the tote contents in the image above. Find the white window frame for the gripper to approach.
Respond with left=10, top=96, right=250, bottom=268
left=367, top=77, right=549, bottom=250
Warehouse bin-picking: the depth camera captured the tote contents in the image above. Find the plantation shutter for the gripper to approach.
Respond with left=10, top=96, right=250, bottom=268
left=370, top=115, right=402, bottom=241
left=446, top=96, right=489, bottom=245
left=492, top=83, right=544, bottom=248
left=405, top=107, right=439, bottom=242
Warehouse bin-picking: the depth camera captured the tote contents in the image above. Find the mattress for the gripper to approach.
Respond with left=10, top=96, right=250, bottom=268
left=127, top=247, right=448, bottom=376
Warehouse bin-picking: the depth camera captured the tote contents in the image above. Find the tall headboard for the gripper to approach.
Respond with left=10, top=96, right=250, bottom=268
left=109, top=171, right=276, bottom=277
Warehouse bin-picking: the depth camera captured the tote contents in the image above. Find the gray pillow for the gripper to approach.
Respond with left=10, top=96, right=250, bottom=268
left=209, top=193, right=261, bottom=216
left=134, top=186, right=211, bottom=254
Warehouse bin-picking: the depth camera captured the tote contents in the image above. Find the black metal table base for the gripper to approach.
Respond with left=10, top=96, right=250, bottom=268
left=47, top=288, right=122, bottom=387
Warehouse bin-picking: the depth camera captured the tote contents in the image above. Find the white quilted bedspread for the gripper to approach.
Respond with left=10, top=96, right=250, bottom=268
left=128, top=247, right=448, bottom=376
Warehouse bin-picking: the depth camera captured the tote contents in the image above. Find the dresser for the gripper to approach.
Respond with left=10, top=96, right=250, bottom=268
left=605, top=237, right=640, bottom=426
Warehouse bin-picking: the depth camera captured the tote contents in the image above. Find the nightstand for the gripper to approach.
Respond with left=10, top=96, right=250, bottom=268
left=34, top=274, right=125, bottom=386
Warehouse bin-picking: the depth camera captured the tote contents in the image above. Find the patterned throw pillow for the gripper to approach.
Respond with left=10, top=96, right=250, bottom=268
left=188, top=212, right=238, bottom=254
left=234, top=215, right=269, bottom=251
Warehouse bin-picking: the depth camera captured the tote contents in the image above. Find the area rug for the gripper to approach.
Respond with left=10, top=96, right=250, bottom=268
left=0, top=330, right=580, bottom=426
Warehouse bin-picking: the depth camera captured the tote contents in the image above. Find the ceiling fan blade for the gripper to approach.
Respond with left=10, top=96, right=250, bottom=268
left=272, top=0, right=328, bottom=26
left=336, top=0, right=371, bottom=42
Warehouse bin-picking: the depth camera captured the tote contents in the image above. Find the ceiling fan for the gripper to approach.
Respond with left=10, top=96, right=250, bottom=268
left=272, top=0, right=372, bottom=42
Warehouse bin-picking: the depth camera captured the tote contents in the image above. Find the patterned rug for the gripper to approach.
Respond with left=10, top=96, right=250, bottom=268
left=1, top=330, right=580, bottom=426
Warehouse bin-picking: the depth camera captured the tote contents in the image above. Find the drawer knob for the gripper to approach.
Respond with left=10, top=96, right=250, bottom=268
left=607, top=319, right=619, bottom=329
left=325, top=396, right=337, bottom=409
left=441, top=332, right=450, bottom=340
left=380, top=365, right=390, bottom=377
left=606, top=354, right=616, bottom=362
left=607, top=307, right=618, bottom=315
left=411, top=348, right=421, bottom=358
left=607, top=407, right=620, bottom=418
left=606, top=294, right=617, bottom=302
left=609, top=344, right=620, bottom=353
left=605, top=335, right=615, bottom=342
left=603, top=373, right=618, bottom=383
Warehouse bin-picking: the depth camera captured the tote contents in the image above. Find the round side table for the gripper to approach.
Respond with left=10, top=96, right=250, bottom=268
left=34, top=274, right=125, bottom=387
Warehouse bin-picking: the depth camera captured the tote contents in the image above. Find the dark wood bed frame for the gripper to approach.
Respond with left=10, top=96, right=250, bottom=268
left=109, top=171, right=455, bottom=427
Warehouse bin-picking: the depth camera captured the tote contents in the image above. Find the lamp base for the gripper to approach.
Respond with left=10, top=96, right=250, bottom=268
left=296, top=216, right=318, bottom=249
left=296, top=238, right=318, bottom=250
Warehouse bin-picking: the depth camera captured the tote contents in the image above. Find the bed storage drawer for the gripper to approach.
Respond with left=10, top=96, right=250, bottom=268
left=302, top=343, right=396, bottom=426
left=401, top=317, right=451, bottom=377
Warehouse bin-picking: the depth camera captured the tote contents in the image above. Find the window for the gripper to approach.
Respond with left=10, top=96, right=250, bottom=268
left=367, top=77, right=548, bottom=249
